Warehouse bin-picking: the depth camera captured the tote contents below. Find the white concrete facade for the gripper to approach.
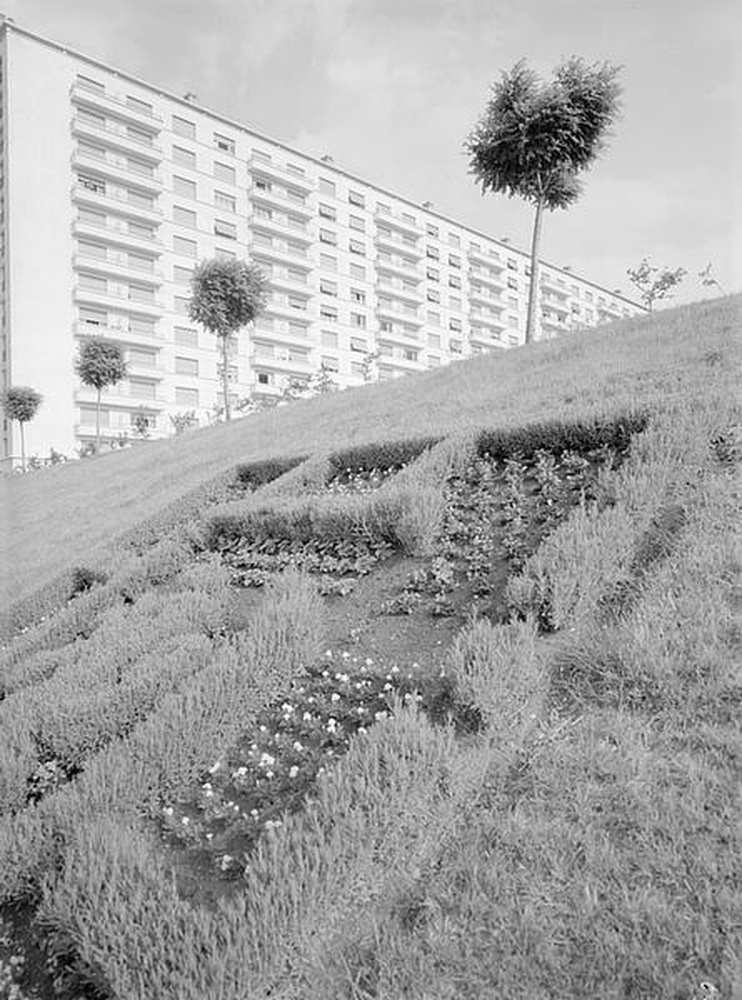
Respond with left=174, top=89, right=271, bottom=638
left=0, top=18, right=646, bottom=464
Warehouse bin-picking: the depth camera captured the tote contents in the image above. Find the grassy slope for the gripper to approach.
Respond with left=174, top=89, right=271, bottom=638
left=1, top=295, right=739, bottom=613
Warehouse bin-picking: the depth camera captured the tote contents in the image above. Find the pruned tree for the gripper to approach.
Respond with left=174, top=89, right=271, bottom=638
left=74, top=338, right=127, bottom=452
left=626, top=258, right=687, bottom=311
left=1, top=385, right=42, bottom=472
left=465, top=58, right=622, bottom=343
left=189, top=257, right=268, bottom=421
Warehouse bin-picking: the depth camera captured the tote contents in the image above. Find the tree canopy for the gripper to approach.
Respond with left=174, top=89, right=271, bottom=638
left=465, top=58, right=622, bottom=343
left=75, top=337, right=127, bottom=391
left=1, top=385, right=43, bottom=424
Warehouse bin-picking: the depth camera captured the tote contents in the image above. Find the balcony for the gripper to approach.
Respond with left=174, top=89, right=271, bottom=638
left=71, top=183, right=163, bottom=225
left=598, top=302, right=624, bottom=321
left=375, top=254, right=422, bottom=282
left=374, top=209, right=423, bottom=238
left=376, top=301, right=423, bottom=326
left=250, top=184, right=313, bottom=219
left=73, top=251, right=162, bottom=286
left=71, top=114, right=162, bottom=162
left=264, top=269, right=314, bottom=296
left=374, top=229, right=424, bottom=259
left=540, top=273, right=569, bottom=297
left=376, top=351, right=425, bottom=373
left=247, top=155, right=314, bottom=193
left=263, top=298, right=312, bottom=323
left=74, top=384, right=167, bottom=409
left=540, top=313, right=568, bottom=334
left=541, top=293, right=569, bottom=315
left=374, top=277, right=423, bottom=305
left=468, top=267, right=505, bottom=292
left=469, top=326, right=504, bottom=349
left=468, top=310, right=506, bottom=332
left=72, top=147, right=163, bottom=194
left=73, top=320, right=163, bottom=348
left=468, top=246, right=505, bottom=269
left=125, top=359, right=166, bottom=380
left=250, top=237, right=313, bottom=269
left=376, top=325, right=422, bottom=348
left=251, top=322, right=312, bottom=348
left=72, top=217, right=164, bottom=255
left=250, top=350, right=313, bottom=375
left=71, top=80, right=163, bottom=128
left=249, top=212, right=313, bottom=245
left=469, top=284, right=504, bottom=308
left=73, top=282, right=164, bottom=316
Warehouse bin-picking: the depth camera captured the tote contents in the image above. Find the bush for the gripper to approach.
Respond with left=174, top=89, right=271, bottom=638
left=476, top=411, right=649, bottom=461
left=70, top=566, right=109, bottom=598
left=234, top=455, right=308, bottom=490
left=328, top=436, right=441, bottom=477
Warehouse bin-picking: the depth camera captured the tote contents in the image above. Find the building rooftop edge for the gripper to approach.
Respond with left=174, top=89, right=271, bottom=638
left=0, top=15, right=645, bottom=310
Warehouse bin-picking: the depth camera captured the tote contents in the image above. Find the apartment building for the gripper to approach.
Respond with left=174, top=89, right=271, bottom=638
left=0, top=17, right=646, bottom=463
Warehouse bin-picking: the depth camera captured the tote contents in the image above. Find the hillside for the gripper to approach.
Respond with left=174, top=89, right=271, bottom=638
left=1, top=295, right=739, bottom=622
left=0, top=295, right=739, bottom=999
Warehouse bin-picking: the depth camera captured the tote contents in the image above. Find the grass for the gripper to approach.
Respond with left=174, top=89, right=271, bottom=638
left=0, top=295, right=739, bottom=999
left=1, top=295, right=738, bottom=616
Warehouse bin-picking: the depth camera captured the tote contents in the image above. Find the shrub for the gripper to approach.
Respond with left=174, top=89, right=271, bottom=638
left=328, top=436, right=441, bottom=477
left=234, top=455, right=308, bottom=490
left=69, top=566, right=109, bottom=598
left=476, top=410, right=649, bottom=461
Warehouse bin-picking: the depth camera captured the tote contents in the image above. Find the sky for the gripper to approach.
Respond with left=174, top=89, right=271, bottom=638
left=6, top=0, right=740, bottom=305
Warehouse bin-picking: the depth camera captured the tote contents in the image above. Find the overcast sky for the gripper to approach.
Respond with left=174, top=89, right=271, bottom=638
left=7, top=0, right=740, bottom=304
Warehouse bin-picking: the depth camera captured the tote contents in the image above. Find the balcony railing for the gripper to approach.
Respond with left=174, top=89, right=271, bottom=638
left=468, top=267, right=505, bottom=291
left=71, top=80, right=164, bottom=126
left=73, top=251, right=162, bottom=286
left=249, top=212, right=313, bottom=244
left=468, top=246, right=505, bottom=269
left=71, top=183, right=163, bottom=224
left=375, top=254, right=422, bottom=281
left=250, top=183, right=313, bottom=218
left=75, top=384, right=167, bottom=407
left=71, top=148, right=163, bottom=193
left=374, top=230, right=424, bottom=259
left=247, top=155, right=314, bottom=192
left=374, top=209, right=423, bottom=238
left=73, top=283, right=164, bottom=315
left=71, top=114, right=163, bottom=160
left=73, top=320, right=163, bottom=345
left=72, top=216, right=164, bottom=253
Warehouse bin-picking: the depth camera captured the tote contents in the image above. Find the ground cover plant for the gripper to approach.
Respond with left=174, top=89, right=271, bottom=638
left=0, top=297, right=739, bottom=998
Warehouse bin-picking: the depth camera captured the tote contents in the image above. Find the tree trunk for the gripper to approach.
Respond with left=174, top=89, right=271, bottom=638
left=19, top=421, right=25, bottom=473
left=96, top=387, right=102, bottom=453
left=525, top=196, right=545, bottom=345
left=221, top=336, right=231, bottom=422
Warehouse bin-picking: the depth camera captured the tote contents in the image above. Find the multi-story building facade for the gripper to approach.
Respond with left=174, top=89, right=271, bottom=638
left=0, top=17, right=646, bottom=463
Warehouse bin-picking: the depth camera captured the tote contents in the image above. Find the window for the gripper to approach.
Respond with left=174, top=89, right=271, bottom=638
left=321, top=355, right=339, bottom=372
left=130, top=378, right=156, bottom=400
left=127, top=125, right=153, bottom=146
left=449, top=318, right=463, bottom=332
left=173, top=265, right=193, bottom=285
left=448, top=254, right=461, bottom=268
left=80, top=405, right=108, bottom=426
left=349, top=263, right=366, bottom=280
left=175, top=356, right=199, bottom=376
left=507, top=277, right=518, bottom=290
left=173, top=205, right=196, bottom=228
left=426, top=267, right=439, bottom=281
left=175, top=326, right=198, bottom=347
left=508, top=296, right=518, bottom=308
left=214, top=220, right=237, bottom=240
left=427, top=333, right=441, bottom=349
left=321, top=330, right=339, bottom=348
left=173, top=175, right=196, bottom=199
left=126, top=95, right=153, bottom=116
left=403, top=348, right=419, bottom=362
left=173, top=146, right=196, bottom=170
left=320, top=279, right=338, bottom=296
left=78, top=139, right=105, bottom=161
left=426, top=223, right=439, bottom=238
left=214, top=161, right=236, bottom=185
left=173, top=115, right=196, bottom=138
left=129, top=283, right=154, bottom=304
left=173, top=235, right=197, bottom=257
left=78, top=107, right=106, bottom=128
left=377, top=202, right=391, bottom=215
left=351, top=312, right=366, bottom=328
left=426, top=246, right=439, bottom=260
left=319, top=177, right=336, bottom=196
left=175, top=386, right=199, bottom=406
left=318, top=203, right=336, bottom=221
left=449, top=339, right=463, bottom=354
left=350, top=337, right=367, bottom=352
left=78, top=207, right=106, bottom=227
left=174, top=295, right=190, bottom=314
left=78, top=173, right=105, bottom=195
left=380, top=321, right=393, bottom=333
left=320, top=253, right=337, bottom=272
left=129, top=316, right=155, bottom=335
left=585, top=291, right=594, bottom=303
left=450, top=296, right=462, bottom=311
left=288, top=294, right=307, bottom=311
left=79, top=306, right=107, bottom=326
left=351, top=361, right=365, bottom=376
left=427, top=289, right=440, bottom=303
left=448, top=275, right=461, bottom=289
left=287, top=267, right=306, bottom=284
left=349, top=215, right=365, bottom=232
left=507, top=258, right=517, bottom=270
left=214, top=133, right=235, bottom=154
left=428, top=356, right=441, bottom=367
left=254, top=176, right=272, bottom=192
left=128, top=347, right=157, bottom=367
left=215, top=191, right=236, bottom=213
left=319, top=229, right=337, bottom=246
left=349, top=239, right=365, bottom=256
left=427, top=310, right=441, bottom=326
left=320, top=304, right=338, bottom=322
left=350, top=288, right=366, bottom=304
left=348, top=190, right=365, bottom=207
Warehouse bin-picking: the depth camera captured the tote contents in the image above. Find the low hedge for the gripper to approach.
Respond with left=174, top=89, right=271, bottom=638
left=328, top=436, right=442, bottom=477
left=476, top=411, right=650, bottom=461
left=234, top=455, right=308, bottom=490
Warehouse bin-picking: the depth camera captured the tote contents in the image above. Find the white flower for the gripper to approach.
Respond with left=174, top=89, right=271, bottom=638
left=163, top=806, right=174, bottom=817
left=289, top=765, right=299, bottom=778
left=259, top=753, right=275, bottom=768
left=265, top=770, right=274, bottom=779
left=325, top=649, right=333, bottom=658
left=251, top=809, right=259, bottom=818
left=375, top=711, right=388, bottom=722
left=233, top=766, right=248, bottom=778
left=335, top=672, right=349, bottom=682
left=293, top=740, right=304, bottom=752
left=208, top=761, right=222, bottom=774
left=365, top=657, right=374, bottom=666
left=358, top=727, right=367, bottom=734
left=331, top=692, right=341, bottom=702
left=384, top=682, right=393, bottom=691
left=281, top=702, right=294, bottom=714
left=302, top=711, right=313, bottom=722
left=327, top=718, right=338, bottom=732
left=181, top=816, right=190, bottom=825
left=390, top=665, right=400, bottom=674
left=322, top=670, right=330, bottom=678
left=356, top=706, right=366, bottom=715
left=341, top=651, right=351, bottom=660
